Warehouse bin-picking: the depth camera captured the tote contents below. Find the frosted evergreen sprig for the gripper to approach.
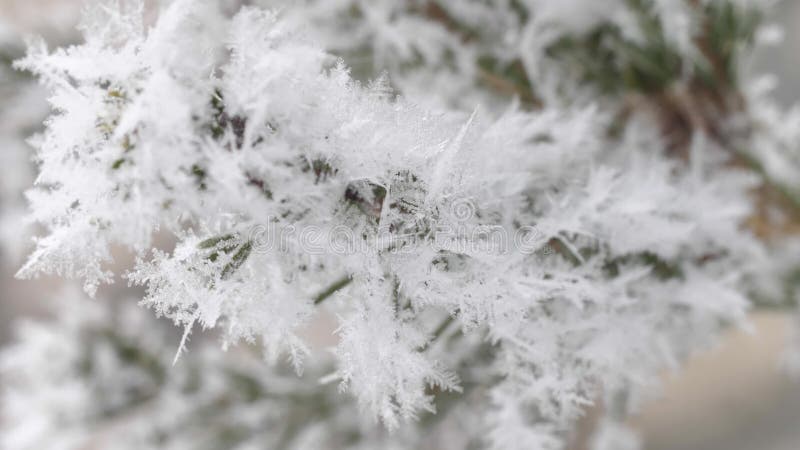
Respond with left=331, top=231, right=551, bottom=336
left=5, top=1, right=800, bottom=449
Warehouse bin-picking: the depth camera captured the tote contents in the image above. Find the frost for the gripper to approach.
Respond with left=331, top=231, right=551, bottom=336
left=333, top=278, right=461, bottom=428
left=0, top=291, right=409, bottom=450
left=7, top=0, right=800, bottom=449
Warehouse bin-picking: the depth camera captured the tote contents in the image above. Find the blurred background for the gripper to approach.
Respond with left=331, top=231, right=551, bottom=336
left=1, top=1, right=800, bottom=449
